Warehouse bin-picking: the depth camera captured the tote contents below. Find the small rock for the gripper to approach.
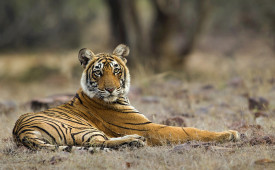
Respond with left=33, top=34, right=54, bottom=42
left=201, top=84, right=215, bottom=90
left=254, top=111, right=268, bottom=119
left=248, top=97, right=269, bottom=111
left=29, top=94, right=74, bottom=112
left=161, top=116, right=187, bottom=127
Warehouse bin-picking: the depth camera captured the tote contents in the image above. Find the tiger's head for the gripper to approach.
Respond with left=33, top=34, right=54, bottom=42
left=78, top=44, right=130, bottom=103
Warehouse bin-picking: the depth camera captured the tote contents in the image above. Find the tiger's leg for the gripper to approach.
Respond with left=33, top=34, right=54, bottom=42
left=17, top=129, right=145, bottom=152
left=180, top=128, right=240, bottom=142
left=18, top=131, right=58, bottom=151
left=63, top=134, right=146, bottom=153
left=84, top=134, right=146, bottom=149
left=68, top=126, right=146, bottom=149
left=19, top=133, right=109, bottom=152
left=139, top=124, right=240, bottom=145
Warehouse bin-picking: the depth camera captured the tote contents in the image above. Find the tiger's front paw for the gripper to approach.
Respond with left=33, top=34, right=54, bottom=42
left=227, top=130, right=240, bottom=142
left=217, top=130, right=240, bottom=143
left=121, top=134, right=146, bottom=148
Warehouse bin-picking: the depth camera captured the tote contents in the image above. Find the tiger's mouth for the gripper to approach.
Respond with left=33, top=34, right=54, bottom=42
left=96, top=90, right=120, bottom=102
left=102, top=94, right=118, bottom=103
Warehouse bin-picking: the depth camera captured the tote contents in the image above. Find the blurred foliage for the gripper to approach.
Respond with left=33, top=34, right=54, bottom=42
left=71, top=63, right=83, bottom=80
left=19, top=65, right=60, bottom=82
left=0, top=0, right=103, bottom=49
left=106, top=0, right=275, bottom=70
left=208, top=0, right=275, bottom=34
left=0, top=0, right=274, bottom=70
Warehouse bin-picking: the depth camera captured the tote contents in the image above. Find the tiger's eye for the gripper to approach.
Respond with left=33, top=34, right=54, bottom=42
left=94, top=70, right=101, bottom=76
left=114, top=68, right=119, bottom=73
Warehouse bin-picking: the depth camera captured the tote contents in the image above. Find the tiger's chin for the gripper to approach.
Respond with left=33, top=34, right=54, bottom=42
left=102, top=95, right=118, bottom=103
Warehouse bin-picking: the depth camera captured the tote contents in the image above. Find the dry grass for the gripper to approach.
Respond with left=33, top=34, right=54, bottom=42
left=1, top=48, right=275, bottom=169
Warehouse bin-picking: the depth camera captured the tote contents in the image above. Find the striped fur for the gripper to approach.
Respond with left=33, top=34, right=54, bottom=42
left=13, top=44, right=240, bottom=151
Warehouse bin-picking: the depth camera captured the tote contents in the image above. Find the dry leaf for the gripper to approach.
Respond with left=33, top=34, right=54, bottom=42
left=125, top=162, right=132, bottom=168
left=254, top=159, right=275, bottom=165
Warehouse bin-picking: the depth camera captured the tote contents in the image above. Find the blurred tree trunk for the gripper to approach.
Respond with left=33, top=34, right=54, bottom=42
left=105, top=0, right=143, bottom=67
left=105, top=0, right=209, bottom=71
left=150, top=0, right=209, bottom=70
left=0, top=0, right=90, bottom=50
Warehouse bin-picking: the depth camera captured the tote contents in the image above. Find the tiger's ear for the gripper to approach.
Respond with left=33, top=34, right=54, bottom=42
left=78, top=48, right=95, bottom=68
left=113, top=44, right=130, bottom=63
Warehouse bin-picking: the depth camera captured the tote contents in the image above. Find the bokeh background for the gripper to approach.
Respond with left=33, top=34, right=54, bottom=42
left=1, top=1, right=275, bottom=169
left=0, top=0, right=275, bottom=105
left=1, top=0, right=274, bottom=66
left=1, top=0, right=275, bottom=104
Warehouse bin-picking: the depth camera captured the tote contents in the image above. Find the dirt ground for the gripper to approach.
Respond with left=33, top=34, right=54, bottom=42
left=0, top=48, right=275, bottom=169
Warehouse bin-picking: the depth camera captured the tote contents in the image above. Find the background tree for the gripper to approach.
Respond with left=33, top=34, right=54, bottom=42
left=0, top=0, right=274, bottom=70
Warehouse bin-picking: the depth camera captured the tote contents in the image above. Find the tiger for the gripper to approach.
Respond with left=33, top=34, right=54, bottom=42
left=13, top=44, right=240, bottom=152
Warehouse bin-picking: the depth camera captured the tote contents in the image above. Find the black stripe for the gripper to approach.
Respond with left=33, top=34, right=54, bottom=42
left=97, top=58, right=104, bottom=63
left=70, top=128, right=76, bottom=145
left=75, top=93, right=83, bottom=104
left=46, top=109, right=88, bottom=125
left=123, top=69, right=126, bottom=88
left=181, top=127, right=190, bottom=136
left=86, top=134, right=108, bottom=143
left=87, top=65, right=94, bottom=85
left=19, top=129, right=36, bottom=134
left=72, top=130, right=90, bottom=136
left=16, top=116, right=50, bottom=133
left=62, top=105, right=90, bottom=121
left=30, top=126, right=57, bottom=144
left=85, top=60, right=96, bottom=74
left=107, top=57, right=114, bottom=61
left=124, top=122, right=152, bottom=125
left=44, top=119, right=67, bottom=145
left=62, top=123, right=68, bottom=134
left=69, top=99, right=75, bottom=106
left=16, top=115, right=41, bottom=130
left=39, top=121, right=63, bottom=143
left=106, top=122, right=149, bottom=131
left=120, top=111, right=140, bottom=114
left=14, top=113, right=34, bottom=129
left=116, top=100, right=129, bottom=106
left=82, top=131, right=93, bottom=142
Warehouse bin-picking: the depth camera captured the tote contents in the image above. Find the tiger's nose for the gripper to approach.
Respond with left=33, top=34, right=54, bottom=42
left=105, top=88, right=115, bottom=93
